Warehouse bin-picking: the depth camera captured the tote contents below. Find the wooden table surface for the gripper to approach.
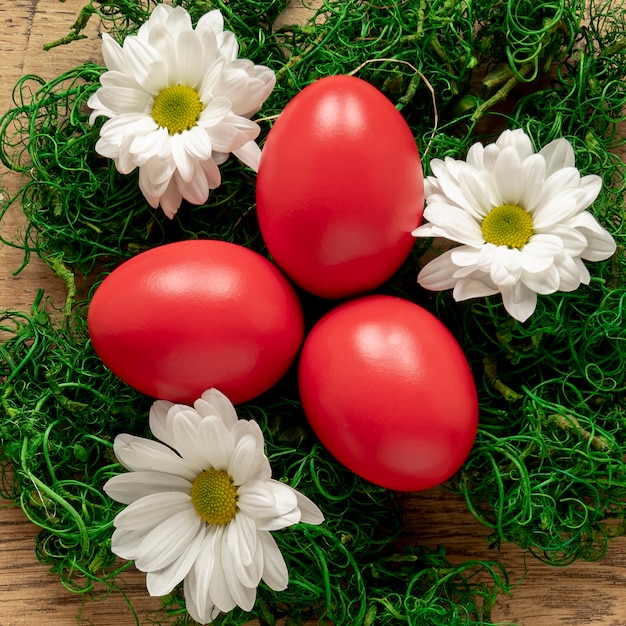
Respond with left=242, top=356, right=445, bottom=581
left=2, top=1, right=626, bottom=625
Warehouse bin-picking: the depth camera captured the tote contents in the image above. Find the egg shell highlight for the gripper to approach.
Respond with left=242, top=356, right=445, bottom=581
left=298, top=295, right=478, bottom=492
left=88, top=240, right=305, bottom=405
left=256, top=75, right=424, bottom=299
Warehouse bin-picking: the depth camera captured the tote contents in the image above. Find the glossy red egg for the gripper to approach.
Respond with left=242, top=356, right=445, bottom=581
left=256, top=75, right=424, bottom=299
left=298, top=295, right=478, bottom=491
left=88, top=240, right=304, bottom=405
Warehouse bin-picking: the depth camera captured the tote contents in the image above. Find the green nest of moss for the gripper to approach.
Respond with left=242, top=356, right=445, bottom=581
left=0, top=0, right=624, bottom=624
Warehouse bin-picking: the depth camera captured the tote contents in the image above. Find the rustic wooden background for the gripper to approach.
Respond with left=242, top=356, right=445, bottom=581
left=1, top=1, right=626, bottom=624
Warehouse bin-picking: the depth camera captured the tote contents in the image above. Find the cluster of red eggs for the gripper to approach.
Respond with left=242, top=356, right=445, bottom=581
left=88, top=76, right=478, bottom=492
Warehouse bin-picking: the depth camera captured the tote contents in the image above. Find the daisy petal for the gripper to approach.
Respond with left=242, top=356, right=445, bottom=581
left=290, top=486, right=325, bottom=525
left=115, top=491, right=193, bottom=530
left=110, top=527, right=148, bottom=560
left=500, top=282, right=537, bottom=322
left=105, top=473, right=191, bottom=506
left=197, top=388, right=239, bottom=428
left=113, top=433, right=201, bottom=481
left=494, top=146, right=523, bottom=205
left=146, top=526, right=206, bottom=597
left=220, top=532, right=257, bottom=612
left=237, top=479, right=298, bottom=520
left=135, top=507, right=203, bottom=571
left=418, top=250, right=466, bottom=291
left=226, top=512, right=260, bottom=572
left=259, top=530, right=289, bottom=591
left=539, top=137, right=575, bottom=174
left=233, top=140, right=262, bottom=171
left=452, top=278, right=499, bottom=301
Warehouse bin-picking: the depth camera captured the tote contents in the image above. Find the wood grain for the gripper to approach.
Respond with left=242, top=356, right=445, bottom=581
left=1, top=1, right=626, bottom=625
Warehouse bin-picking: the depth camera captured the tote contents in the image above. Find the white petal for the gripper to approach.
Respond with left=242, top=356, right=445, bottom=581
left=429, top=159, right=478, bottom=214
left=208, top=527, right=239, bottom=613
left=494, top=146, right=523, bottom=205
left=197, top=388, right=239, bottom=428
left=519, top=154, right=547, bottom=211
left=418, top=250, right=465, bottom=291
left=228, top=513, right=258, bottom=569
left=457, top=166, right=492, bottom=219
left=201, top=157, right=222, bottom=190
left=220, top=531, right=257, bottom=612
left=174, top=30, right=205, bottom=89
left=539, top=137, right=575, bottom=175
left=148, top=400, right=175, bottom=447
left=190, top=528, right=233, bottom=616
left=123, top=36, right=168, bottom=93
left=197, top=415, right=235, bottom=470
left=158, top=178, right=185, bottom=219
left=113, top=433, right=201, bottom=481
left=567, top=211, right=617, bottom=261
left=290, top=487, right=325, bottom=525
left=176, top=166, right=210, bottom=206
left=110, top=527, right=147, bottom=560
left=217, top=31, right=239, bottom=62
left=96, top=86, right=153, bottom=115
left=496, top=129, right=535, bottom=161
left=412, top=222, right=440, bottom=238
left=538, top=224, right=587, bottom=257
left=185, top=538, right=222, bottom=624
left=104, top=471, right=192, bottom=505
left=465, top=141, right=485, bottom=170
left=171, top=409, right=214, bottom=467
left=554, top=253, right=586, bottom=291
left=237, top=479, right=298, bottom=521
left=452, top=278, right=499, bottom=301
left=99, top=112, right=159, bottom=146
left=500, top=282, right=537, bottom=322
left=532, top=189, right=580, bottom=228
left=254, top=508, right=301, bottom=531
left=450, top=246, right=482, bottom=268
left=139, top=151, right=177, bottom=187
left=170, top=133, right=198, bottom=182
left=113, top=492, right=193, bottom=530
left=131, top=129, right=172, bottom=166
left=421, top=203, right=484, bottom=246
left=101, top=33, right=127, bottom=74
left=228, top=435, right=263, bottom=486
left=523, top=234, right=565, bottom=259
left=197, top=9, right=224, bottom=36
left=489, top=247, right=523, bottom=286
left=521, top=263, right=560, bottom=294
left=259, top=531, right=289, bottom=591
left=233, top=140, right=262, bottom=171
left=183, top=579, right=219, bottom=626
left=146, top=525, right=206, bottom=597
left=577, top=175, right=602, bottom=210
left=134, top=507, right=204, bottom=571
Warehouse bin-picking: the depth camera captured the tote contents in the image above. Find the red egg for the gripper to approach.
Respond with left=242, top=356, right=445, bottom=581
left=88, top=240, right=304, bottom=405
left=298, top=295, right=478, bottom=491
left=256, top=75, right=424, bottom=299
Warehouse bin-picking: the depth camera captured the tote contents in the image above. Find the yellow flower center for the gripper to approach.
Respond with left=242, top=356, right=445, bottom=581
left=151, top=85, right=204, bottom=135
left=190, top=469, right=238, bottom=525
left=481, top=203, right=534, bottom=249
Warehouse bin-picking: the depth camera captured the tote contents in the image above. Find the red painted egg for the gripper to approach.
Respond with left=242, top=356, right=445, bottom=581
left=88, top=240, right=304, bottom=404
left=256, top=75, right=424, bottom=299
left=298, top=295, right=478, bottom=491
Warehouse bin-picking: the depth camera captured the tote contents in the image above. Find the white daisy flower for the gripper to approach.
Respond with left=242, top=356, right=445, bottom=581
left=103, top=388, right=324, bottom=625
left=412, top=129, right=617, bottom=322
left=88, top=4, right=276, bottom=218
